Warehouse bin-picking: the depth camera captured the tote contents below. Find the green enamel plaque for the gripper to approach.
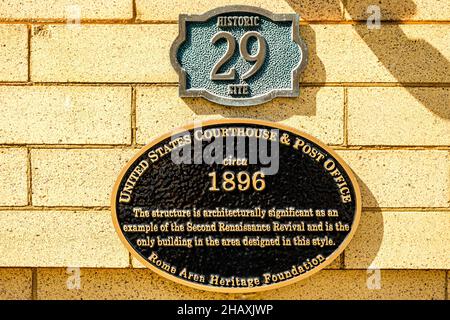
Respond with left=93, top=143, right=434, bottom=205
left=170, top=6, right=308, bottom=106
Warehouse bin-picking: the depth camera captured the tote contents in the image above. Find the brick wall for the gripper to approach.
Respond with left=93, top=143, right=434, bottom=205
left=0, top=0, right=448, bottom=300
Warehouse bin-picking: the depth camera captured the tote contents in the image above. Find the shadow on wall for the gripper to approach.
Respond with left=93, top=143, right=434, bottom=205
left=184, top=0, right=450, bottom=121
left=289, top=0, right=450, bottom=120
left=344, top=177, right=383, bottom=270
left=341, top=0, right=450, bottom=119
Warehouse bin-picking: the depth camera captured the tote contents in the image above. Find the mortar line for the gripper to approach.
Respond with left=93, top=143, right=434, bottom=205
left=1, top=19, right=450, bottom=25
left=301, top=82, right=450, bottom=87
left=445, top=271, right=448, bottom=300
left=0, top=19, right=149, bottom=25
left=26, top=24, right=31, bottom=82
left=1, top=82, right=450, bottom=88
left=362, top=207, right=450, bottom=212
left=0, top=206, right=111, bottom=211
left=26, top=148, right=32, bottom=206
left=132, top=0, right=137, bottom=22
left=131, top=86, right=137, bottom=146
left=1, top=144, right=449, bottom=150
left=332, top=146, right=450, bottom=150
left=343, top=87, right=349, bottom=146
left=340, top=251, right=345, bottom=269
left=31, top=268, right=37, bottom=300
left=0, top=206, right=448, bottom=212
left=0, top=144, right=139, bottom=149
left=337, top=20, right=450, bottom=25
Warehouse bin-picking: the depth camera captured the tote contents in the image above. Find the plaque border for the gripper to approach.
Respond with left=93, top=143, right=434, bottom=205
left=111, top=119, right=362, bottom=293
left=170, top=5, right=309, bottom=106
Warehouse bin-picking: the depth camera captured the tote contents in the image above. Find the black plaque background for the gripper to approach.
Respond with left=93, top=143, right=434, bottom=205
left=114, top=122, right=358, bottom=286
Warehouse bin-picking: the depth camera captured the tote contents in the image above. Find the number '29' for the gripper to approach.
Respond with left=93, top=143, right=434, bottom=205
left=210, top=31, right=266, bottom=81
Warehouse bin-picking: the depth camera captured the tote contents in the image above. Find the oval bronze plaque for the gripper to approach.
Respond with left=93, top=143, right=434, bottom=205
left=111, top=119, right=361, bottom=293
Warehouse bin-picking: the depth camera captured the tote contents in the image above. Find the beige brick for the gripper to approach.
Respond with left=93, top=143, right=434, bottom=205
left=256, top=270, right=445, bottom=300
left=31, top=24, right=450, bottom=84
left=348, top=87, right=450, bottom=146
left=0, top=149, right=28, bottom=206
left=136, top=86, right=344, bottom=145
left=32, top=149, right=136, bottom=206
left=302, top=24, right=450, bottom=83
left=37, top=268, right=233, bottom=300
left=345, top=0, right=450, bottom=21
left=338, top=150, right=449, bottom=208
left=36, top=268, right=445, bottom=300
left=31, top=25, right=178, bottom=83
left=136, top=0, right=343, bottom=21
left=346, top=211, right=450, bottom=269
left=0, top=25, right=28, bottom=81
left=0, top=0, right=133, bottom=20
left=0, top=211, right=128, bottom=267
left=0, top=86, right=131, bottom=144
left=0, top=268, right=32, bottom=300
